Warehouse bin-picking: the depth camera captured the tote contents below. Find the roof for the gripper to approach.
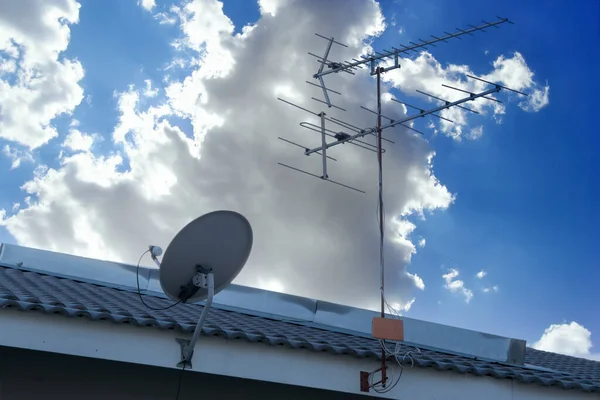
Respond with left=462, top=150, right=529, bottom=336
left=1, top=264, right=599, bottom=393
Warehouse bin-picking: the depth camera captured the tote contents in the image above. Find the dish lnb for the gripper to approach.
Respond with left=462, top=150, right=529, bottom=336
left=157, top=210, right=253, bottom=368
left=148, top=245, right=163, bottom=268
left=149, top=245, right=163, bottom=257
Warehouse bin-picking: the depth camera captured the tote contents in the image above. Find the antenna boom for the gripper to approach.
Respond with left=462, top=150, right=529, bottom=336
left=304, top=86, right=501, bottom=155
left=313, top=18, right=511, bottom=79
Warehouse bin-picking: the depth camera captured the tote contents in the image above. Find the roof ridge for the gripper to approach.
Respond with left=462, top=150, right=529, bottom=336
left=527, top=347, right=600, bottom=363
left=1, top=244, right=598, bottom=373
left=0, top=265, right=598, bottom=393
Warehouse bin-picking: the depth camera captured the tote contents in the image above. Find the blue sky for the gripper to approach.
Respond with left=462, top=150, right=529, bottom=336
left=378, top=0, right=600, bottom=345
left=0, top=0, right=598, bottom=357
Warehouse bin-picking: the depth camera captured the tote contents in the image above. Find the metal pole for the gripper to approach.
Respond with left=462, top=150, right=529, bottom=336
left=182, top=273, right=214, bottom=364
left=320, top=112, right=327, bottom=179
left=376, top=66, right=387, bottom=387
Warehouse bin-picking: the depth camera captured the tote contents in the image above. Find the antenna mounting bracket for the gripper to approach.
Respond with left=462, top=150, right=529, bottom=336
left=178, top=264, right=212, bottom=303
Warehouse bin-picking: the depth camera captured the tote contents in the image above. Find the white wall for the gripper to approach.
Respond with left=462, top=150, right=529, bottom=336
left=0, top=309, right=593, bottom=400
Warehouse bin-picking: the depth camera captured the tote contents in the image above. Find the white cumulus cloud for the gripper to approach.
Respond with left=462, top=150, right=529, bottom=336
left=2, top=144, right=33, bottom=169
left=533, top=322, right=600, bottom=361
left=0, top=0, right=544, bottom=312
left=442, top=268, right=473, bottom=303
left=0, top=0, right=85, bottom=149
left=138, top=0, right=157, bottom=12
left=482, top=285, right=499, bottom=293
left=381, top=50, right=549, bottom=141
left=62, top=129, right=95, bottom=152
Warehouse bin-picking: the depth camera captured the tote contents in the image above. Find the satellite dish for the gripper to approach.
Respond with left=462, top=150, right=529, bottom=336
left=159, top=210, right=253, bottom=304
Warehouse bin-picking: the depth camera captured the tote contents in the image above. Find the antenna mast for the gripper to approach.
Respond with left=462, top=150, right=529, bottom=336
left=277, top=15, right=527, bottom=393
left=376, top=65, right=384, bottom=321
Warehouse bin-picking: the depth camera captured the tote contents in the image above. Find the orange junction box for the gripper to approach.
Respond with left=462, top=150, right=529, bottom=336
left=372, top=317, right=404, bottom=341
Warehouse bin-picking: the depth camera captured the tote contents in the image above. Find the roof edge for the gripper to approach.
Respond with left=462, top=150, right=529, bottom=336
left=0, top=242, right=527, bottom=365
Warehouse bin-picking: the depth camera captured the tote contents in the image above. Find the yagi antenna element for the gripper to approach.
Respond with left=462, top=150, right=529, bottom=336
left=276, top=16, right=518, bottom=195
left=154, top=210, right=253, bottom=368
left=314, top=17, right=512, bottom=79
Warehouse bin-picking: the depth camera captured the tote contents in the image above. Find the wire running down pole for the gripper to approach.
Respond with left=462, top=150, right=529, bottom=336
left=376, top=66, right=387, bottom=388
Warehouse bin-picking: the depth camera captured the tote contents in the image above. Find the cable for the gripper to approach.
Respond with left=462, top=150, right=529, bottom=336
left=375, top=66, right=389, bottom=391
left=376, top=184, right=386, bottom=303
left=370, top=363, right=401, bottom=394
left=372, top=67, right=418, bottom=395
left=376, top=67, right=386, bottom=314
left=174, top=363, right=186, bottom=400
left=370, top=341, right=422, bottom=394
left=136, top=249, right=181, bottom=311
left=135, top=249, right=184, bottom=400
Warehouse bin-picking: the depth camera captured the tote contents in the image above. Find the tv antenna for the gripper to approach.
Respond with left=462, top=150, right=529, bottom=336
left=145, top=210, right=253, bottom=369
left=276, top=16, right=528, bottom=392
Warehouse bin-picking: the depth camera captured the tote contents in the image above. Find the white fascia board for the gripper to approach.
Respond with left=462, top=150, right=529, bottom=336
left=0, top=309, right=593, bottom=400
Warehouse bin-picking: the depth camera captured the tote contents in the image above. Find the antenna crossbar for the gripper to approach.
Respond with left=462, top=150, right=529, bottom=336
left=466, top=74, right=529, bottom=96
left=442, top=84, right=503, bottom=103
left=278, top=162, right=366, bottom=193
left=360, top=106, right=415, bottom=138
left=299, top=122, right=384, bottom=153
left=416, top=89, right=480, bottom=114
left=315, top=33, right=348, bottom=48
left=329, top=116, right=395, bottom=144
left=389, top=98, right=453, bottom=122
left=313, top=17, right=511, bottom=79
left=306, top=80, right=342, bottom=95
left=278, top=137, right=337, bottom=161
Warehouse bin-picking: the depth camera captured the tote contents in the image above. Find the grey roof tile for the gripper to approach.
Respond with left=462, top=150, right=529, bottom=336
left=0, top=266, right=598, bottom=393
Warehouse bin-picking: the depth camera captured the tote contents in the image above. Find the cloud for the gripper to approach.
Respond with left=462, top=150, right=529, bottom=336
left=469, top=125, right=483, bottom=140
left=2, top=144, right=33, bottom=169
left=138, top=0, right=156, bottom=12
left=143, top=79, right=159, bottom=98
left=62, top=129, right=95, bottom=152
left=155, top=12, right=178, bottom=26
left=381, top=51, right=548, bottom=141
left=390, top=298, right=415, bottom=314
left=520, top=82, right=550, bottom=112
left=442, top=268, right=473, bottom=303
left=533, top=322, right=600, bottom=361
left=484, top=53, right=550, bottom=113
left=482, top=285, right=499, bottom=293
left=256, top=277, right=285, bottom=293
left=476, top=270, right=499, bottom=293
left=0, top=0, right=538, bottom=312
left=0, top=0, right=85, bottom=149
left=258, top=0, right=281, bottom=17
left=417, top=237, right=426, bottom=248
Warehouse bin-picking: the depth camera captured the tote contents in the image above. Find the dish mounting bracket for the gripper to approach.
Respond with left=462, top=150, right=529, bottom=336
left=176, top=265, right=214, bottom=369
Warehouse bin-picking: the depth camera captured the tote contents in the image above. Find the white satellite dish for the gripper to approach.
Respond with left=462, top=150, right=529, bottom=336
left=159, top=210, right=253, bottom=303
left=150, top=210, right=253, bottom=368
